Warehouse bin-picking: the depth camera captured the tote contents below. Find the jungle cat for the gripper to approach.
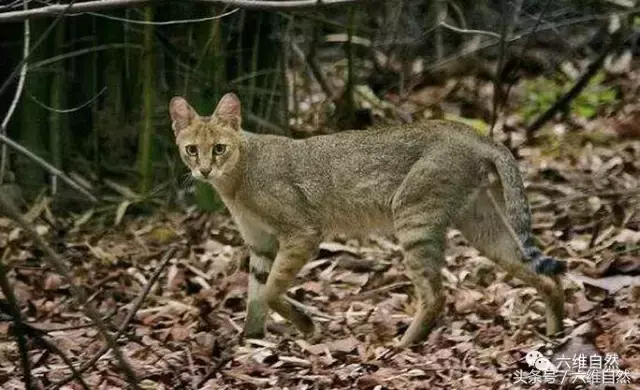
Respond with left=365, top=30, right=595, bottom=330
left=169, top=93, right=565, bottom=347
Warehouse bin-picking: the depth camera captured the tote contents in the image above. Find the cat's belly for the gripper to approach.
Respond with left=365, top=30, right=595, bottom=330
left=321, top=206, right=394, bottom=236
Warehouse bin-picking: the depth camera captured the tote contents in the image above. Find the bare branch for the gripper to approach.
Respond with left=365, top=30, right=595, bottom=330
left=29, top=43, right=141, bottom=71
left=526, top=33, right=627, bottom=137
left=30, top=333, right=91, bottom=390
left=88, top=6, right=239, bottom=25
left=27, top=86, right=107, bottom=114
left=0, top=0, right=29, bottom=185
left=0, top=133, right=97, bottom=202
left=0, top=193, right=141, bottom=389
left=0, top=0, right=376, bottom=23
left=422, top=6, right=640, bottom=77
left=0, top=0, right=34, bottom=11
left=49, top=247, right=178, bottom=390
left=0, top=251, right=33, bottom=390
left=439, top=22, right=500, bottom=39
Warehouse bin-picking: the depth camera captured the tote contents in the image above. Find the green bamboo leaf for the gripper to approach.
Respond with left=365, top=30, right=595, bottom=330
left=114, top=200, right=132, bottom=226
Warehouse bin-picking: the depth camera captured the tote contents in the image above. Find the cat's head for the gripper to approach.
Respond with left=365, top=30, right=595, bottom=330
left=169, top=93, right=243, bottom=182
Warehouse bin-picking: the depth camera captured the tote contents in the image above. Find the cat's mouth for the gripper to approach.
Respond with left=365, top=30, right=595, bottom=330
left=192, top=171, right=207, bottom=181
left=192, top=170, right=216, bottom=181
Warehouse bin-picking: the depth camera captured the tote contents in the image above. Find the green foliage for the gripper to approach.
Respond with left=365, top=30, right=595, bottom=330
left=522, top=72, right=617, bottom=122
left=195, top=182, right=225, bottom=212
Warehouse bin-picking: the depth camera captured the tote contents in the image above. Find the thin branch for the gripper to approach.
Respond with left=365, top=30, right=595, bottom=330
left=29, top=44, right=142, bottom=71
left=0, top=0, right=29, bottom=185
left=27, top=86, right=107, bottom=114
left=0, top=193, right=140, bottom=389
left=496, top=0, right=552, bottom=138
left=526, top=32, right=628, bottom=137
left=49, top=247, right=178, bottom=390
left=30, top=333, right=91, bottom=390
left=0, top=0, right=376, bottom=23
left=489, top=0, right=510, bottom=139
left=421, top=7, right=640, bottom=77
left=439, top=22, right=501, bottom=38
left=87, top=6, right=238, bottom=25
left=0, top=133, right=97, bottom=202
left=0, top=252, right=33, bottom=390
left=304, top=26, right=335, bottom=99
left=0, top=0, right=34, bottom=10
left=0, top=312, right=93, bottom=390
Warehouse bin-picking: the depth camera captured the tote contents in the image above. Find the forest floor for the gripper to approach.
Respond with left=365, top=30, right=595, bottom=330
left=1, top=78, right=640, bottom=389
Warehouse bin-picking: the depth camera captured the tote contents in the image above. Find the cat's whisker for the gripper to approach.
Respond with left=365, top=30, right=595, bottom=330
left=179, top=173, right=195, bottom=189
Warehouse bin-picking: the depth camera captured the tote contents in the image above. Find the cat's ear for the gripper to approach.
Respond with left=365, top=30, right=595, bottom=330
left=213, top=93, right=241, bottom=131
left=169, top=97, right=196, bottom=135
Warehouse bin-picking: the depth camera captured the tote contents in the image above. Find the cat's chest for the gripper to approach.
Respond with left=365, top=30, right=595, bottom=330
left=225, top=198, right=278, bottom=236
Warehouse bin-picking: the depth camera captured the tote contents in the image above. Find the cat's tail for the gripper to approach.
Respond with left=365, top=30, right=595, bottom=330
left=486, top=143, right=566, bottom=275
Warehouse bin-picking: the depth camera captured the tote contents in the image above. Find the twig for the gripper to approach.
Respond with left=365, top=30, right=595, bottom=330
left=439, top=22, right=500, bottom=38
left=0, top=0, right=31, bottom=10
left=0, top=133, right=97, bottom=202
left=29, top=43, right=141, bottom=71
left=30, top=333, right=91, bottom=390
left=284, top=295, right=336, bottom=320
left=419, top=7, right=640, bottom=83
left=496, top=0, right=552, bottom=138
left=488, top=0, right=511, bottom=139
left=0, top=310, right=90, bottom=390
left=26, top=86, right=107, bottom=114
left=196, top=354, right=233, bottom=388
left=49, top=247, right=178, bottom=390
left=0, top=193, right=140, bottom=389
left=90, top=7, right=238, bottom=25
left=303, top=28, right=334, bottom=100
left=0, top=0, right=29, bottom=185
left=0, top=0, right=378, bottom=23
left=526, top=32, right=628, bottom=137
left=352, top=281, right=413, bottom=300
left=0, top=251, right=33, bottom=389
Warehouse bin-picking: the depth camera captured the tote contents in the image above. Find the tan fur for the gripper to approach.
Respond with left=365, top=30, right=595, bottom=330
left=169, top=93, right=565, bottom=347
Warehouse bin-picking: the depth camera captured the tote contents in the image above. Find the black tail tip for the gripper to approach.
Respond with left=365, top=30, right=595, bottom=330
left=532, top=255, right=566, bottom=275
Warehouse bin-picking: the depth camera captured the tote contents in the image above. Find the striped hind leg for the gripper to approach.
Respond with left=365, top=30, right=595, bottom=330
left=391, top=159, right=472, bottom=347
left=455, top=186, right=564, bottom=336
left=397, top=233, right=447, bottom=347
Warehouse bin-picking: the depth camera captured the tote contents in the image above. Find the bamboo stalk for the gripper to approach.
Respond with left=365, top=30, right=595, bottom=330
left=48, top=21, right=65, bottom=195
left=137, top=6, right=154, bottom=195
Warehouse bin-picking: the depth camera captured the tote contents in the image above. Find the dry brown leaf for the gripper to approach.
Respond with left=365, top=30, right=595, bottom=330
left=43, top=273, right=63, bottom=291
left=569, top=272, right=640, bottom=293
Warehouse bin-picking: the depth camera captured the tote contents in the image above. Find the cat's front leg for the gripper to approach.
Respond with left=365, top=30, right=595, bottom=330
left=244, top=246, right=274, bottom=338
left=241, top=228, right=278, bottom=339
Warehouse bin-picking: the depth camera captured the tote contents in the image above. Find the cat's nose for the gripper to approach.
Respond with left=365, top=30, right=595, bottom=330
left=200, top=167, right=212, bottom=177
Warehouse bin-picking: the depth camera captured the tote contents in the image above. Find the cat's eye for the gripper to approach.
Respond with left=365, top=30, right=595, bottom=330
left=185, top=145, right=198, bottom=156
left=213, top=143, right=227, bottom=155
